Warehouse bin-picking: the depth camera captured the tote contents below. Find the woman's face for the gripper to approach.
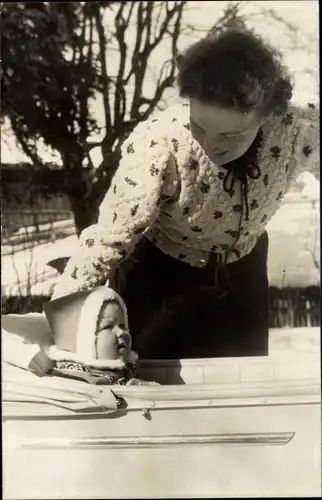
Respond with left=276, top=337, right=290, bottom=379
left=95, top=301, right=131, bottom=361
left=189, top=98, right=266, bottom=165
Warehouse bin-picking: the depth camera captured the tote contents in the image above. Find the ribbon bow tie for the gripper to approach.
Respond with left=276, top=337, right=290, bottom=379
left=223, top=162, right=261, bottom=221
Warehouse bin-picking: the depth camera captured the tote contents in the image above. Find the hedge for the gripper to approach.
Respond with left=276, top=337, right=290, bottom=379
left=2, top=286, right=320, bottom=328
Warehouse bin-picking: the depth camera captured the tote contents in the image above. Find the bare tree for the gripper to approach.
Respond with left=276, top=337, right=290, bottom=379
left=1, top=2, right=187, bottom=234
left=87, top=2, right=186, bottom=210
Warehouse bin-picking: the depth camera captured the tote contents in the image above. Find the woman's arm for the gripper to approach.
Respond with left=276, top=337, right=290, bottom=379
left=52, top=119, right=170, bottom=299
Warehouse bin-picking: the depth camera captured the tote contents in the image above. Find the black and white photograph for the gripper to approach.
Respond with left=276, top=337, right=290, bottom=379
left=1, top=0, right=320, bottom=498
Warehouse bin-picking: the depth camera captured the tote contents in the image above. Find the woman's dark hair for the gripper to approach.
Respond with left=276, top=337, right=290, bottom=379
left=177, top=29, right=293, bottom=116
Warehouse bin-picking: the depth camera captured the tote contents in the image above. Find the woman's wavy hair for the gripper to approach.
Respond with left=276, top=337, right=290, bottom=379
left=176, top=28, right=293, bottom=116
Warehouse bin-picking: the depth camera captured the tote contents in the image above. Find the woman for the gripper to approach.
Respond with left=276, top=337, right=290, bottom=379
left=52, top=29, right=319, bottom=359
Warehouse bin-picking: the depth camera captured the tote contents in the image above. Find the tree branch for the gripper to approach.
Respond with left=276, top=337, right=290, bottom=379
left=114, top=2, right=133, bottom=131
left=140, top=1, right=185, bottom=121
left=85, top=140, right=103, bottom=151
left=94, top=4, right=112, bottom=137
left=250, top=4, right=309, bottom=50
left=129, top=5, right=151, bottom=118
left=152, top=2, right=165, bottom=41
left=128, top=2, right=186, bottom=120
left=143, top=2, right=153, bottom=49
left=126, top=2, right=144, bottom=85
left=148, top=1, right=180, bottom=51
left=10, top=119, right=44, bottom=167
left=304, top=204, right=320, bottom=271
left=305, top=244, right=320, bottom=272
left=77, top=7, right=89, bottom=143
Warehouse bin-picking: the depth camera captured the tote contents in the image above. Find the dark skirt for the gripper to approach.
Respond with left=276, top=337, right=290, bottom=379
left=113, top=233, right=269, bottom=359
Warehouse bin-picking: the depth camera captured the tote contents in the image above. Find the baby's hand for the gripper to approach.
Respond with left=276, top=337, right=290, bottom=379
left=126, top=378, right=160, bottom=386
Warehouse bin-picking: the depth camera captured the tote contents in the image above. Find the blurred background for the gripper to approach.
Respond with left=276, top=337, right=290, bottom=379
left=1, top=1, right=320, bottom=328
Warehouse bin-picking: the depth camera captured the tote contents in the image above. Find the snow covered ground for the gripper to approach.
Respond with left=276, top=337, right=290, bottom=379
left=1, top=193, right=320, bottom=296
left=2, top=234, right=78, bottom=296
left=267, top=193, right=320, bottom=288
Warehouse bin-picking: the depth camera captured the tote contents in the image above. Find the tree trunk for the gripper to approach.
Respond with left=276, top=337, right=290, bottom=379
left=61, top=148, right=98, bottom=236
left=69, top=192, right=98, bottom=236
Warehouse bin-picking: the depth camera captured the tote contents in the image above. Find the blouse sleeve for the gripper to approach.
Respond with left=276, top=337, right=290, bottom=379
left=295, top=103, right=320, bottom=180
left=52, top=118, right=170, bottom=298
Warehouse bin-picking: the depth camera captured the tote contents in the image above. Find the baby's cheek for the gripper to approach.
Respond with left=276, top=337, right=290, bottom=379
left=96, top=331, right=119, bottom=360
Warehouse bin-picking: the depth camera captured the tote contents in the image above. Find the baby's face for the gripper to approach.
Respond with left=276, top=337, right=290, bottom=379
left=96, top=301, right=131, bottom=362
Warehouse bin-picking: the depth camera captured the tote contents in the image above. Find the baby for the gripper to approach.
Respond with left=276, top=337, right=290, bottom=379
left=44, top=287, right=156, bottom=385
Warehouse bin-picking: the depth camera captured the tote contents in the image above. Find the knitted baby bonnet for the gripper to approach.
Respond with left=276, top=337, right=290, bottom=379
left=44, top=286, right=138, bottom=370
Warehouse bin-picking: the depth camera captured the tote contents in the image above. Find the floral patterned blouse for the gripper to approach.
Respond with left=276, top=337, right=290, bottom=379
left=53, top=100, right=319, bottom=298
